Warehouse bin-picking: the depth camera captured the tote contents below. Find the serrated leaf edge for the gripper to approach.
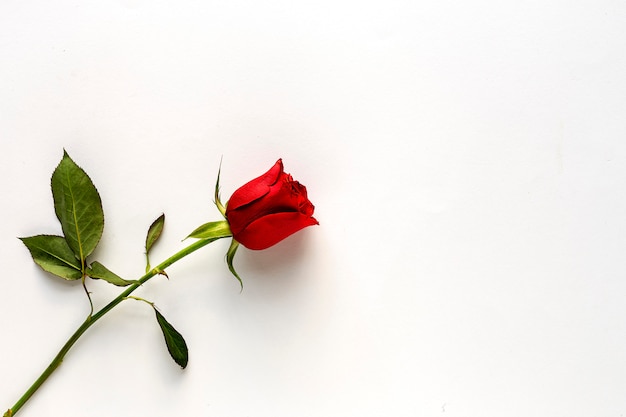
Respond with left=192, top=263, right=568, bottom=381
left=51, top=151, right=104, bottom=264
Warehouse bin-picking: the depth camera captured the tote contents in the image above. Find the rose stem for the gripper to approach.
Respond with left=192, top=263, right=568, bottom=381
left=5, top=237, right=224, bottom=417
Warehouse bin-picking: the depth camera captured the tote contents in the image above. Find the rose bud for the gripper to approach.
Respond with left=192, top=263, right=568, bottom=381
left=225, top=159, right=318, bottom=250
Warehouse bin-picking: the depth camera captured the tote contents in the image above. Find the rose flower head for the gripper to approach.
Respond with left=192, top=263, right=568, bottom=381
left=225, top=159, right=318, bottom=250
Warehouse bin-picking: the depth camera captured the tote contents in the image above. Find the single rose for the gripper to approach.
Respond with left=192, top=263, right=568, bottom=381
left=6, top=153, right=318, bottom=416
left=225, top=159, right=318, bottom=250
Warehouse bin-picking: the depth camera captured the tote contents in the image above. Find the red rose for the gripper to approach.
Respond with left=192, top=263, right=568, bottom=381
left=225, top=159, right=318, bottom=250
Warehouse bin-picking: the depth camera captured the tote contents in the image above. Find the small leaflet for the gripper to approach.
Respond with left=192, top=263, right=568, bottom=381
left=20, top=235, right=82, bottom=280
left=145, top=214, right=165, bottom=271
left=154, top=309, right=189, bottom=369
left=87, top=262, right=136, bottom=287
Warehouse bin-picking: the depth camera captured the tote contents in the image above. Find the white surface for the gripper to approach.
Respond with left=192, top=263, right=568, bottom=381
left=1, top=1, right=626, bottom=416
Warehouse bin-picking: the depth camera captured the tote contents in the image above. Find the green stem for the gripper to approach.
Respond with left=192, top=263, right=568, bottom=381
left=4, top=236, right=224, bottom=417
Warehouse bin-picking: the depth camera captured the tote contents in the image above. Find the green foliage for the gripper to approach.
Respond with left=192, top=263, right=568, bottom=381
left=19, top=235, right=82, bottom=280
left=8, top=150, right=272, bottom=416
left=145, top=214, right=165, bottom=271
left=22, top=151, right=109, bottom=285
left=51, top=151, right=104, bottom=264
left=154, top=309, right=189, bottom=369
left=86, top=262, right=136, bottom=287
left=145, top=214, right=165, bottom=255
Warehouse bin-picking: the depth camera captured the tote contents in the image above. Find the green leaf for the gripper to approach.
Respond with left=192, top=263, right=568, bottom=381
left=186, top=220, right=231, bottom=240
left=145, top=214, right=165, bottom=272
left=86, top=261, right=136, bottom=287
left=145, top=214, right=165, bottom=255
left=20, top=235, right=83, bottom=280
left=226, top=239, right=243, bottom=290
left=51, top=150, right=104, bottom=264
left=154, top=309, right=188, bottom=369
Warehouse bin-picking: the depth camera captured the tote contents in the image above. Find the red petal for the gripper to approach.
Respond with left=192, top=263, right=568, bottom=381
left=226, top=176, right=312, bottom=235
left=233, top=212, right=318, bottom=250
left=226, top=159, right=283, bottom=211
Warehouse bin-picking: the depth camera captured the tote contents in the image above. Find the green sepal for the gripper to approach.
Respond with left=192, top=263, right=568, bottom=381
left=51, top=150, right=104, bottom=263
left=19, top=235, right=82, bottom=280
left=226, top=239, right=243, bottom=290
left=214, top=159, right=226, bottom=217
left=86, top=261, right=137, bottom=287
left=145, top=214, right=165, bottom=271
left=186, top=220, right=231, bottom=240
left=154, top=308, right=189, bottom=369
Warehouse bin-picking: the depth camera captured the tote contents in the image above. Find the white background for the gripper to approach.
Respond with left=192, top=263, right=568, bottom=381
left=1, top=1, right=626, bottom=416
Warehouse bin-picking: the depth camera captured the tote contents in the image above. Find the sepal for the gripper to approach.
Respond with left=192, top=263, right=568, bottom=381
left=186, top=220, right=231, bottom=240
left=226, top=239, right=243, bottom=290
left=214, top=160, right=226, bottom=217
